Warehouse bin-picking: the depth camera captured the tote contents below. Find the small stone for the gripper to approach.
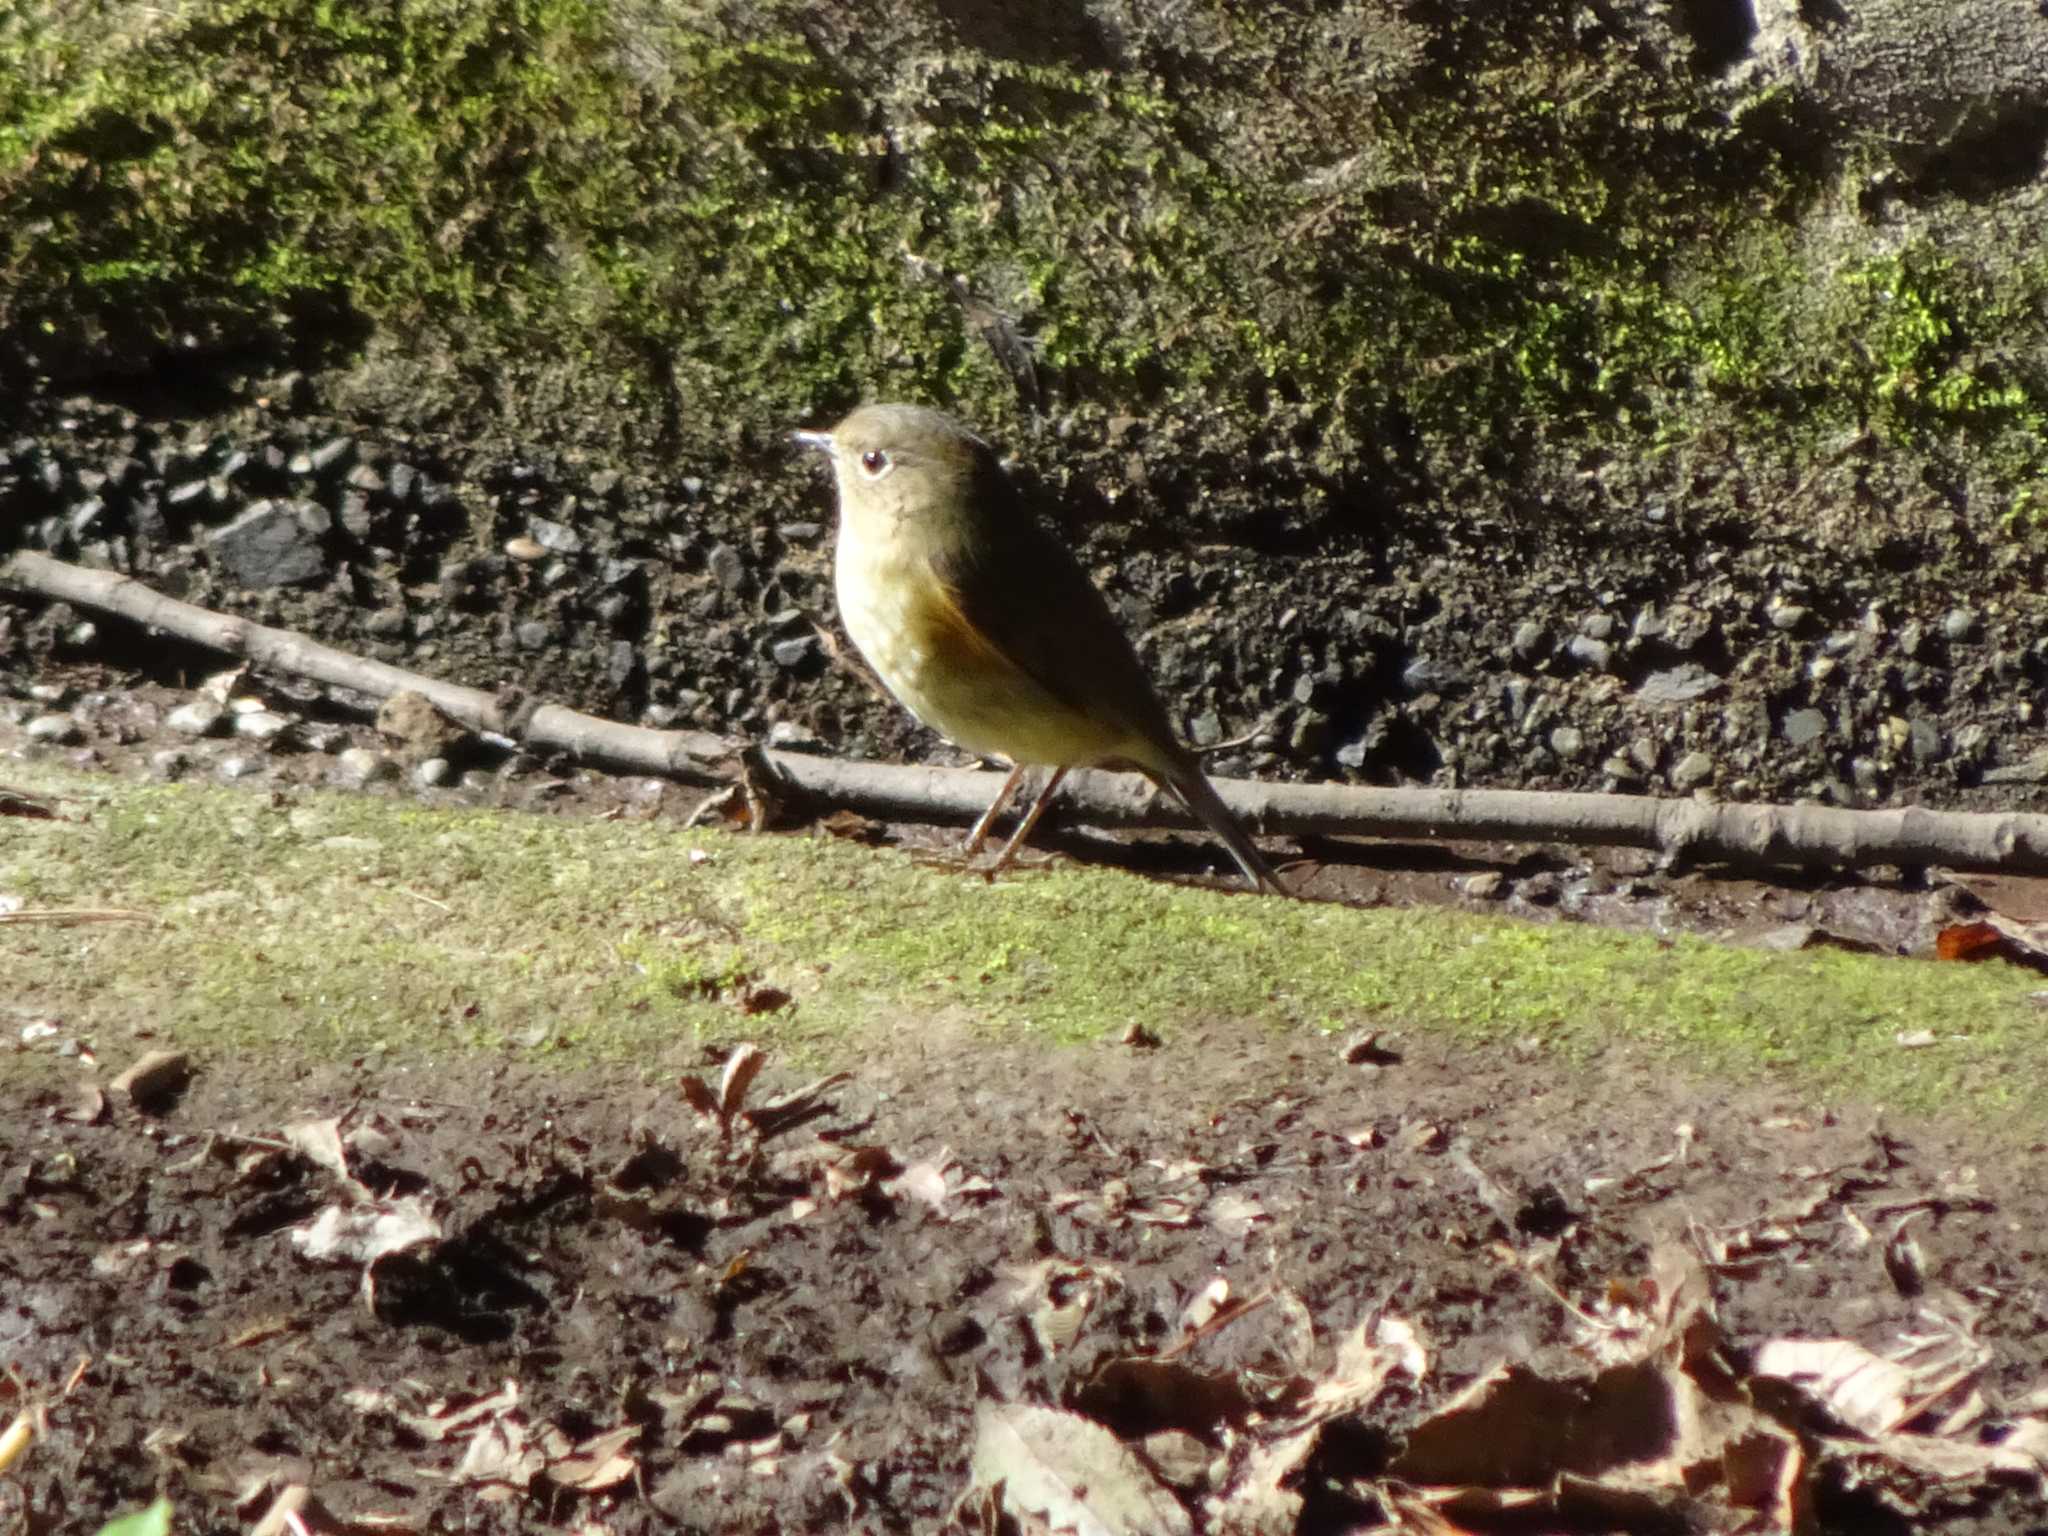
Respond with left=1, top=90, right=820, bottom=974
left=335, top=747, right=397, bottom=786
left=148, top=749, right=190, bottom=780
left=1941, top=607, right=1978, bottom=642
left=386, top=461, right=419, bottom=501
left=1548, top=725, right=1585, bottom=760
left=217, top=754, right=264, bottom=780
left=363, top=606, right=408, bottom=637
left=298, top=723, right=349, bottom=753
left=308, top=435, right=354, bottom=473
left=25, top=713, right=81, bottom=744
left=706, top=542, right=745, bottom=591
left=414, top=757, right=453, bottom=787
left=337, top=489, right=373, bottom=538
left=1628, top=737, right=1660, bottom=772
left=166, top=700, right=226, bottom=737
left=376, top=690, right=466, bottom=762
left=1511, top=621, right=1550, bottom=662
left=1462, top=871, right=1506, bottom=900
left=1566, top=636, right=1613, bottom=671
left=1982, top=752, right=2048, bottom=786
left=504, top=536, right=545, bottom=561
left=1909, top=718, right=1944, bottom=761
left=529, top=516, right=582, bottom=554
left=1850, top=756, right=1884, bottom=790
left=515, top=620, right=553, bottom=650
left=1768, top=603, right=1810, bottom=633
left=766, top=719, right=823, bottom=750
left=1580, top=614, right=1615, bottom=641
left=1670, top=751, right=1715, bottom=790
left=1898, top=622, right=1926, bottom=658
left=206, top=498, right=330, bottom=587
left=1637, top=665, right=1720, bottom=705
left=606, top=640, right=638, bottom=688
left=1781, top=708, right=1828, bottom=748
left=232, top=710, right=293, bottom=743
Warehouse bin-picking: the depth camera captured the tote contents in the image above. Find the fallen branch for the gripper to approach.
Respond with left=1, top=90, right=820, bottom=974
left=9, top=550, right=2048, bottom=874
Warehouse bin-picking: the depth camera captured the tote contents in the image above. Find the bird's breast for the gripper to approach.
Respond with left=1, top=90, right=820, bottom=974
left=833, top=524, right=1124, bottom=766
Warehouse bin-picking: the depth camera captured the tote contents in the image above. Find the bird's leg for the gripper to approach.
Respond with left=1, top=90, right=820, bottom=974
left=963, top=764, right=1027, bottom=856
left=988, top=767, right=1068, bottom=872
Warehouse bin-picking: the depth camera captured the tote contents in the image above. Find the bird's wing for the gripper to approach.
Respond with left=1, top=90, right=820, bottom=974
left=924, top=496, right=1183, bottom=772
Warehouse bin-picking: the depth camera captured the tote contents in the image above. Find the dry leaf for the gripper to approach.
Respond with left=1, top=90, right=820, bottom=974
left=969, top=1402, right=1193, bottom=1536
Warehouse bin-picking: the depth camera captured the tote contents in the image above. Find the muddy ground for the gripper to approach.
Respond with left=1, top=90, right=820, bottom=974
left=7, top=963, right=2048, bottom=1536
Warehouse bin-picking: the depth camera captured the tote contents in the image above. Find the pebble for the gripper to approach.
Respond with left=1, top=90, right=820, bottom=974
left=1462, top=871, right=1506, bottom=900
left=1670, top=751, right=1715, bottom=790
left=232, top=710, right=293, bottom=742
left=1510, top=621, right=1550, bottom=662
left=1637, top=664, right=1720, bottom=704
left=707, top=542, right=745, bottom=591
left=217, top=754, right=264, bottom=780
left=1548, top=725, right=1585, bottom=760
left=1941, top=607, right=1978, bottom=641
left=766, top=719, right=823, bottom=750
left=25, top=712, right=81, bottom=744
left=148, top=749, right=189, bottom=780
left=1402, top=657, right=1465, bottom=692
left=414, top=758, right=453, bottom=787
left=1566, top=635, right=1613, bottom=671
left=1768, top=603, right=1809, bottom=633
left=165, top=699, right=226, bottom=737
left=1908, top=717, right=1943, bottom=761
left=334, top=747, right=397, bottom=786
left=529, top=516, right=582, bottom=554
left=1781, top=708, right=1828, bottom=748
left=207, top=497, right=331, bottom=587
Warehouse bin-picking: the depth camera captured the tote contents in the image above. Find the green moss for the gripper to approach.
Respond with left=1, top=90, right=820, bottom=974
left=8, top=758, right=2045, bottom=1122
left=4, top=2, right=2047, bottom=515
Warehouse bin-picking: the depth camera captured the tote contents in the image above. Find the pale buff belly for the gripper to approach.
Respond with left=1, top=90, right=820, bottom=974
left=835, top=533, right=1136, bottom=767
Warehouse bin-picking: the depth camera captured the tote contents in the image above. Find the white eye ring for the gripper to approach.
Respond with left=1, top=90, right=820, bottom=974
left=857, top=449, right=892, bottom=479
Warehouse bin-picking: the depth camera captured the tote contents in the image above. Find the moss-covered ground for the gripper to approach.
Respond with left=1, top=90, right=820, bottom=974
left=7, top=756, right=2042, bottom=1123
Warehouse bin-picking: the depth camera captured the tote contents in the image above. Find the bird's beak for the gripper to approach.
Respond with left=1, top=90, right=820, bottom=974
left=790, top=428, right=835, bottom=456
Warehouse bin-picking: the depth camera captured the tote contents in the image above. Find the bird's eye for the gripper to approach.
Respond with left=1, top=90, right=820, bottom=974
left=858, top=449, right=892, bottom=478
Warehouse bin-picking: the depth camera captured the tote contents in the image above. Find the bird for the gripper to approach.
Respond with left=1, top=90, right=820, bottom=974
left=793, top=402, right=1281, bottom=892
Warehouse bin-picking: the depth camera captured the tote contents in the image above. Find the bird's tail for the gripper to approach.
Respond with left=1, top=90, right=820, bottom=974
left=1153, top=757, right=1285, bottom=894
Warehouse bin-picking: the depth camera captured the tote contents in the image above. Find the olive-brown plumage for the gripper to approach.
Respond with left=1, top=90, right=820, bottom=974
left=795, top=403, right=1279, bottom=892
